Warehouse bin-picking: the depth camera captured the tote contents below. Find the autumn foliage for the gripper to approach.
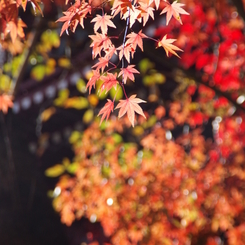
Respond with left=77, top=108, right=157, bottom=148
left=2, top=0, right=245, bottom=244
left=56, top=0, right=189, bottom=126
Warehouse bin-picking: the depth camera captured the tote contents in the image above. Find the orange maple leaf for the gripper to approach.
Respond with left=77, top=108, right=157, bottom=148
left=115, top=94, right=146, bottom=127
left=139, top=2, right=155, bottom=26
left=118, top=65, right=139, bottom=83
left=98, top=99, right=114, bottom=125
left=126, top=30, right=147, bottom=52
left=100, top=73, right=118, bottom=95
left=91, top=14, right=116, bottom=34
left=157, top=35, right=183, bottom=58
left=92, top=56, right=110, bottom=72
left=117, top=44, right=135, bottom=63
left=86, top=69, right=100, bottom=94
left=160, top=0, right=189, bottom=25
left=89, top=33, right=112, bottom=59
left=0, top=94, right=14, bottom=114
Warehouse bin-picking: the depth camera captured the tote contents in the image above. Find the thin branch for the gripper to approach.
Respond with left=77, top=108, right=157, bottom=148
left=120, top=7, right=130, bottom=99
left=12, top=17, right=45, bottom=96
left=0, top=112, right=20, bottom=208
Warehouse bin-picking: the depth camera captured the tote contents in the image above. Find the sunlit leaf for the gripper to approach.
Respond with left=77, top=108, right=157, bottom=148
left=45, top=164, right=65, bottom=177
left=69, top=131, right=81, bottom=144
left=65, top=97, right=89, bottom=110
left=83, top=109, right=94, bottom=124
left=58, top=58, right=71, bottom=68
left=54, top=89, right=69, bottom=106
left=76, top=78, right=86, bottom=93
left=30, top=64, right=46, bottom=81
left=40, top=107, right=56, bottom=122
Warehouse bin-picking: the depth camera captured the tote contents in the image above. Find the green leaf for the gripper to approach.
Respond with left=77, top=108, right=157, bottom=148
left=45, top=164, right=65, bottom=177
left=66, top=162, right=79, bottom=174
left=76, top=78, right=86, bottom=93
left=112, top=133, right=123, bottom=144
left=31, top=65, right=46, bottom=81
left=142, top=115, right=157, bottom=129
left=139, top=58, right=154, bottom=74
left=65, top=97, right=89, bottom=109
left=83, top=109, right=94, bottom=124
left=69, top=131, right=81, bottom=144
left=54, top=89, right=70, bottom=106
left=109, top=86, right=123, bottom=101
left=0, top=74, right=12, bottom=92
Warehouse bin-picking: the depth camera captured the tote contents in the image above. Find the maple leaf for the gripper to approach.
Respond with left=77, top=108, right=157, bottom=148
left=98, top=99, right=114, bottom=125
left=57, top=12, right=75, bottom=36
left=150, top=0, right=160, bottom=10
left=111, top=0, right=132, bottom=18
left=92, top=57, right=110, bottom=72
left=127, top=6, right=142, bottom=28
left=99, top=73, right=118, bottom=95
left=118, top=65, right=140, bottom=83
left=160, top=1, right=189, bottom=25
left=117, top=44, right=135, bottom=63
left=115, top=94, right=146, bottom=127
left=104, top=45, right=117, bottom=59
left=91, top=14, right=116, bottom=34
left=86, top=69, right=100, bottom=94
left=157, top=35, right=183, bottom=58
left=29, top=0, right=44, bottom=17
left=126, top=30, right=147, bottom=52
left=139, top=2, right=155, bottom=26
left=0, top=94, right=13, bottom=114
left=89, top=33, right=112, bottom=59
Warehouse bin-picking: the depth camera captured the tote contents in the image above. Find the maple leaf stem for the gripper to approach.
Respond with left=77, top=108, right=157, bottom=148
left=119, top=81, right=128, bottom=99
left=147, top=36, right=158, bottom=43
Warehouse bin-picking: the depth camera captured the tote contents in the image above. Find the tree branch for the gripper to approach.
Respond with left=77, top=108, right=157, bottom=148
left=12, top=17, right=45, bottom=96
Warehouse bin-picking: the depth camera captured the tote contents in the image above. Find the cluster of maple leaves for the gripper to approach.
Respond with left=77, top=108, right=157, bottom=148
left=0, top=0, right=189, bottom=124
left=56, top=0, right=189, bottom=126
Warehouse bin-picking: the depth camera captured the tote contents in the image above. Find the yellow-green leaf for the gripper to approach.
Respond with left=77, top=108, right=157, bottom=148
left=54, top=89, right=70, bottom=106
left=76, top=78, right=86, bottom=93
left=109, top=86, right=123, bottom=101
left=69, top=131, right=81, bottom=144
left=65, top=97, right=89, bottom=109
left=58, top=58, right=71, bottom=68
left=45, top=164, right=65, bottom=177
left=83, top=109, right=94, bottom=124
left=66, top=162, right=79, bottom=174
left=31, top=65, right=46, bottom=81
left=40, top=107, right=56, bottom=122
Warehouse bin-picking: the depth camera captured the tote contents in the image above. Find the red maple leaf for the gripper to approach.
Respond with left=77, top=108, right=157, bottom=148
left=115, top=94, right=146, bottom=127
left=98, top=99, right=114, bottom=125
left=160, top=1, right=189, bottom=25
left=91, top=14, right=116, bottom=34
left=118, top=65, right=139, bottom=83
